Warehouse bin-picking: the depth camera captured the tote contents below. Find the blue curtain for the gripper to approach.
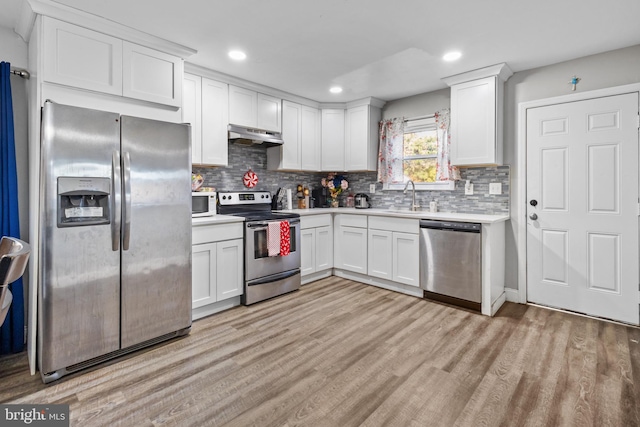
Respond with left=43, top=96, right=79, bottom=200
left=0, top=62, right=24, bottom=354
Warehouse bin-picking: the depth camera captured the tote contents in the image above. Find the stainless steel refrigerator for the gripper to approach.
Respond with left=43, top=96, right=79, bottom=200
left=38, top=101, right=192, bottom=383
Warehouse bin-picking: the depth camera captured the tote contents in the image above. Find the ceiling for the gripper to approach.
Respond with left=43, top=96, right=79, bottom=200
left=3, top=0, right=640, bottom=102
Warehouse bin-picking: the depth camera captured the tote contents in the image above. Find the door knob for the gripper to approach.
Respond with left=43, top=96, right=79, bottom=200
left=530, top=199, right=538, bottom=207
left=529, top=213, right=538, bottom=220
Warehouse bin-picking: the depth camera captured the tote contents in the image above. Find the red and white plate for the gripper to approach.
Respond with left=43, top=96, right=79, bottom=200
left=243, top=169, right=258, bottom=188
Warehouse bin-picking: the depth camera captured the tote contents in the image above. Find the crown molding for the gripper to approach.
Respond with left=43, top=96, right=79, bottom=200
left=14, top=0, right=36, bottom=42
left=24, top=0, right=197, bottom=58
left=442, top=62, right=513, bottom=86
left=185, top=62, right=321, bottom=109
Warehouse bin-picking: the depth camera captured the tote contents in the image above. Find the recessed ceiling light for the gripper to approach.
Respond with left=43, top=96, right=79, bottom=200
left=329, top=86, right=343, bottom=94
left=228, top=50, right=247, bottom=60
left=443, top=51, right=462, bottom=62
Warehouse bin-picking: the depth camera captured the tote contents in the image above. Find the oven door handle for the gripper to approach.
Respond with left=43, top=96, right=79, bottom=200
left=247, top=269, right=301, bottom=286
left=247, top=219, right=300, bottom=228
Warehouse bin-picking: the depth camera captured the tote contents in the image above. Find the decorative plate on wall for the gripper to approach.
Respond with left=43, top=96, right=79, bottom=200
left=243, top=168, right=258, bottom=188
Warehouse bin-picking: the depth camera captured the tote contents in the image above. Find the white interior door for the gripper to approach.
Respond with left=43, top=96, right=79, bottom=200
left=527, top=92, right=639, bottom=324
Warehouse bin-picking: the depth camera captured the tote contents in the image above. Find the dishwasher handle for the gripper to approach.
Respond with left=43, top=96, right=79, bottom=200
left=419, top=219, right=481, bottom=232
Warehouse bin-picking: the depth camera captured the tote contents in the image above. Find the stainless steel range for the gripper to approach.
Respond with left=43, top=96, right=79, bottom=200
left=218, top=191, right=301, bottom=305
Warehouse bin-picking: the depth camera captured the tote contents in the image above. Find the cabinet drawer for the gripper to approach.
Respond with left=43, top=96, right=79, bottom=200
left=301, top=214, right=332, bottom=229
left=192, top=223, right=243, bottom=244
left=336, top=214, right=367, bottom=228
left=368, top=216, right=419, bottom=234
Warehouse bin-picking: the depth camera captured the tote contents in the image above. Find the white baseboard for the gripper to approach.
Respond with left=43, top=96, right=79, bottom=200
left=505, top=287, right=521, bottom=303
left=192, top=296, right=241, bottom=321
left=301, top=269, right=332, bottom=285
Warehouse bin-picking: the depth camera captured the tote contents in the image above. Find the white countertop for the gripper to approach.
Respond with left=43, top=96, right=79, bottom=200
left=192, top=214, right=244, bottom=226
left=277, top=207, right=509, bottom=224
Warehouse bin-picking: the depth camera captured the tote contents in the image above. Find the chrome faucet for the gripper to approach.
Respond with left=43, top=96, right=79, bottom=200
left=403, top=180, right=420, bottom=211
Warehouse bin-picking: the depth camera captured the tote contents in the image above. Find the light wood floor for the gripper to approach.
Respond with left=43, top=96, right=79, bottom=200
left=2, top=277, right=640, bottom=426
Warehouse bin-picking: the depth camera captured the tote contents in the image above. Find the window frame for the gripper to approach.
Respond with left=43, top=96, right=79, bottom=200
left=383, top=116, right=455, bottom=191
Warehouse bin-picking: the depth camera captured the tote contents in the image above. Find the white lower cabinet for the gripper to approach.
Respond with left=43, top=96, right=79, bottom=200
left=333, top=214, right=368, bottom=274
left=301, top=215, right=333, bottom=278
left=192, top=222, right=243, bottom=319
left=367, top=229, right=392, bottom=280
left=367, top=217, right=420, bottom=287
left=392, top=232, right=419, bottom=287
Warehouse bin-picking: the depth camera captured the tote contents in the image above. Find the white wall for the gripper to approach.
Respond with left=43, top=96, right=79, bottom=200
left=0, top=25, right=28, bottom=68
left=1, top=25, right=29, bottom=240
left=381, top=44, right=640, bottom=292
left=1, top=24, right=30, bottom=318
left=382, top=88, right=449, bottom=120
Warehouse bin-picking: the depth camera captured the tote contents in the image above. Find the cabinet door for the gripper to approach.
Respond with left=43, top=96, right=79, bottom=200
left=216, top=239, right=243, bottom=300
left=280, top=100, right=302, bottom=169
left=257, top=93, right=282, bottom=132
left=183, top=73, right=202, bottom=164
left=392, top=232, right=420, bottom=287
left=315, top=226, right=333, bottom=271
left=229, top=85, right=257, bottom=128
left=301, top=105, right=321, bottom=171
left=368, top=229, right=393, bottom=280
left=201, top=78, right=229, bottom=166
left=122, top=41, right=183, bottom=107
left=335, top=226, right=367, bottom=274
left=450, top=76, right=497, bottom=166
left=192, top=242, right=216, bottom=309
left=321, top=109, right=345, bottom=171
left=43, top=17, right=123, bottom=96
left=300, top=228, right=316, bottom=276
left=345, top=105, right=369, bottom=171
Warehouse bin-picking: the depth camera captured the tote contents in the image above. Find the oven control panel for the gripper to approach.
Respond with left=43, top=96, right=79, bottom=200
left=218, top=191, right=271, bottom=205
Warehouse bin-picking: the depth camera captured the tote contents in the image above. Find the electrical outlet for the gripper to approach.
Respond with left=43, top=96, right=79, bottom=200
left=369, top=184, right=376, bottom=194
left=489, top=183, right=502, bottom=195
left=465, top=183, right=474, bottom=195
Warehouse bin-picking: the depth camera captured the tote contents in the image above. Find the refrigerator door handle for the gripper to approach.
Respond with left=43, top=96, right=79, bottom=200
left=112, top=150, right=121, bottom=251
left=122, top=151, right=132, bottom=251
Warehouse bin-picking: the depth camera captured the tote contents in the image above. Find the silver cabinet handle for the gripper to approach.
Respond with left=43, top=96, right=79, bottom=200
left=122, top=152, right=132, bottom=251
left=529, top=213, right=538, bottom=220
left=111, top=151, right=121, bottom=251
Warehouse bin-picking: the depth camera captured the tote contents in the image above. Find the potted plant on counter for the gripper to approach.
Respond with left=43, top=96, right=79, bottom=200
left=321, top=173, right=348, bottom=208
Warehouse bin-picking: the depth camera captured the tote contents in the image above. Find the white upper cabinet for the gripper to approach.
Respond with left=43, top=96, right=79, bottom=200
left=184, top=73, right=229, bottom=166
left=443, top=63, right=513, bottom=166
left=321, top=109, right=346, bottom=171
left=43, top=17, right=123, bottom=96
left=183, top=73, right=202, bottom=164
left=300, top=105, right=321, bottom=171
left=270, top=100, right=301, bottom=170
left=257, top=93, right=282, bottom=133
left=42, top=17, right=183, bottom=108
left=122, top=42, right=183, bottom=107
left=267, top=101, right=320, bottom=171
left=229, top=85, right=282, bottom=132
left=344, top=104, right=381, bottom=171
left=201, top=78, right=229, bottom=166
left=229, top=85, right=257, bottom=128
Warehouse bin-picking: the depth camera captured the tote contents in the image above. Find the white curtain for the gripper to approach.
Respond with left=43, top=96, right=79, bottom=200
left=435, top=109, right=460, bottom=181
left=377, top=117, right=405, bottom=183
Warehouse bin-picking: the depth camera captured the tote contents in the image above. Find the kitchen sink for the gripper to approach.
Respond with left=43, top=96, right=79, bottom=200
left=387, top=205, right=423, bottom=213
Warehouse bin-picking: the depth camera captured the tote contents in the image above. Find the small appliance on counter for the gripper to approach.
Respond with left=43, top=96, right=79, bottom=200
left=354, top=193, right=371, bottom=209
left=192, top=191, right=217, bottom=217
left=311, top=188, right=329, bottom=208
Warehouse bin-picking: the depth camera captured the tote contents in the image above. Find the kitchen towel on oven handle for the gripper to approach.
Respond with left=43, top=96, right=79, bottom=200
left=280, top=220, right=291, bottom=256
left=267, top=221, right=281, bottom=256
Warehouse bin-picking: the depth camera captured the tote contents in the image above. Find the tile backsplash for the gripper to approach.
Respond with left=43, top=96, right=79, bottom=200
left=193, top=142, right=510, bottom=215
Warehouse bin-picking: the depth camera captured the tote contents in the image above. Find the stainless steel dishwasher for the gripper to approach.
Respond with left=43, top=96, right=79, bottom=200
left=419, top=220, right=481, bottom=311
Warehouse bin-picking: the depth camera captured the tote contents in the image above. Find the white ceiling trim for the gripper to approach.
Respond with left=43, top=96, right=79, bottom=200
left=25, top=0, right=197, bottom=58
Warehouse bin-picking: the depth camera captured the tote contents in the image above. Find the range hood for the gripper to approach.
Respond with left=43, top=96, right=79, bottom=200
left=228, top=124, right=284, bottom=146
